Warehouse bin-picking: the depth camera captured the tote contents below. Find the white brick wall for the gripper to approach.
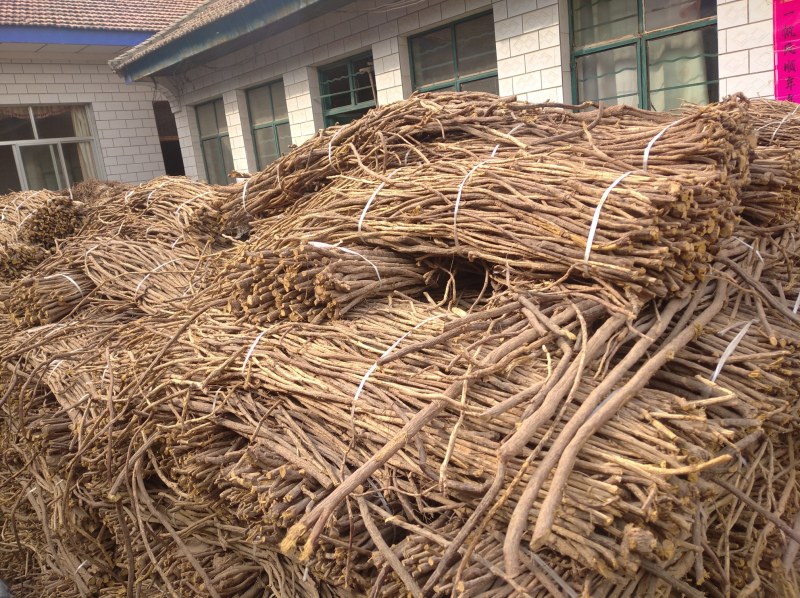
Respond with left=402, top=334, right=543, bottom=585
left=718, top=0, right=775, bottom=99
left=0, top=56, right=167, bottom=184
left=148, top=0, right=780, bottom=182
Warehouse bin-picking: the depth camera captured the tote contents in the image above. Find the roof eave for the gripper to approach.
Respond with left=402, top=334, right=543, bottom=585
left=0, top=26, right=152, bottom=46
left=112, top=0, right=345, bottom=82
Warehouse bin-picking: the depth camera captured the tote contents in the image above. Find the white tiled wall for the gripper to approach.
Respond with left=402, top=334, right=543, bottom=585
left=0, top=57, right=167, bottom=184
left=164, top=0, right=544, bottom=179
left=495, top=0, right=565, bottom=103
left=153, top=0, right=782, bottom=182
left=717, top=0, right=775, bottom=99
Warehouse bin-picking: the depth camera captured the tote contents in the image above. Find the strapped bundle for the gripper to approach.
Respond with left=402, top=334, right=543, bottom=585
left=2, top=94, right=800, bottom=598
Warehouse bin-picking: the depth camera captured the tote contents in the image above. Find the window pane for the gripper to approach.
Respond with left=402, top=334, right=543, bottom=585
left=460, top=75, right=499, bottom=94
left=572, top=0, right=638, bottom=47
left=33, top=105, right=80, bottom=138
left=0, top=107, right=34, bottom=142
left=644, top=0, right=716, bottom=31
left=254, top=127, right=279, bottom=169
left=248, top=85, right=274, bottom=126
left=576, top=45, right=639, bottom=106
left=352, top=56, right=375, bottom=105
left=271, top=82, right=288, bottom=121
left=20, top=144, right=65, bottom=191
left=215, top=100, right=228, bottom=135
left=325, top=109, right=369, bottom=127
left=0, top=146, right=22, bottom=194
left=321, top=63, right=352, bottom=110
left=411, top=27, right=455, bottom=88
left=647, top=26, right=718, bottom=111
left=62, top=142, right=97, bottom=185
left=221, top=135, right=234, bottom=179
left=202, top=138, right=226, bottom=185
left=276, top=122, right=293, bottom=155
left=456, top=14, right=497, bottom=78
left=197, top=102, right=218, bottom=138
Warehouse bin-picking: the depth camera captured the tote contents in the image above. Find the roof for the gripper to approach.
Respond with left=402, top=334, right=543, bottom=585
left=111, top=0, right=351, bottom=81
left=0, top=0, right=208, bottom=33
left=112, top=0, right=251, bottom=66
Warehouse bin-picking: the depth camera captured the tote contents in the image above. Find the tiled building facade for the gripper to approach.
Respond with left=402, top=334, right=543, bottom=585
left=114, top=0, right=776, bottom=185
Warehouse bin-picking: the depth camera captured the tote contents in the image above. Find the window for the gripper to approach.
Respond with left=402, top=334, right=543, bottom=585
left=410, top=13, right=498, bottom=94
left=196, top=98, right=234, bottom=185
left=246, top=81, right=293, bottom=169
left=0, top=105, right=99, bottom=194
left=319, top=54, right=376, bottom=127
left=570, top=0, right=718, bottom=111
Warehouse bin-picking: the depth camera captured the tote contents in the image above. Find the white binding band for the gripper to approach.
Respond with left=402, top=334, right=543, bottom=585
left=352, top=314, right=445, bottom=408
left=134, top=259, right=180, bottom=298
left=642, top=121, right=677, bottom=171
left=242, top=329, right=268, bottom=372
left=175, top=190, right=211, bottom=215
left=711, top=320, right=754, bottom=382
left=734, top=237, right=764, bottom=263
left=454, top=161, right=486, bottom=247
left=770, top=104, right=800, bottom=142
left=327, top=127, right=344, bottom=164
left=358, top=171, right=395, bottom=233
left=584, top=171, right=633, bottom=262
left=453, top=126, right=522, bottom=247
left=309, top=241, right=381, bottom=282
left=793, top=290, right=800, bottom=314
left=45, top=273, right=85, bottom=297
left=241, top=178, right=250, bottom=211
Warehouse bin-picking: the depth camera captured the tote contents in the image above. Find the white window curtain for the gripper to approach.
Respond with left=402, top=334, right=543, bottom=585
left=71, top=107, right=97, bottom=182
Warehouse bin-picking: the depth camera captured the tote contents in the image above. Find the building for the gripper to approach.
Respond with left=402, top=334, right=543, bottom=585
left=0, top=0, right=205, bottom=193
left=109, top=0, right=777, bottom=187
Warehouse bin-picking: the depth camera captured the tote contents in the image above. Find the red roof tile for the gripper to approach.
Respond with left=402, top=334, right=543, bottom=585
left=0, top=0, right=208, bottom=32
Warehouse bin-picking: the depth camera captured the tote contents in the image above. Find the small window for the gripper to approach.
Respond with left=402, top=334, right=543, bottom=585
left=319, top=54, right=376, bottom=127
left=410, top=13, right=498, bottom=94
left=570, top=0, right=718, bottom=110
left=196, top=98, right=234, bottom=185
left=247, top=81, right=292, bottom=169
left=0, top=105, right=98, bottom=191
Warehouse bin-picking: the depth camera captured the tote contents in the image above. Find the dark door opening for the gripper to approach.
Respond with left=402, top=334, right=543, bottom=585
left=153, top=101, right=185, bottom=176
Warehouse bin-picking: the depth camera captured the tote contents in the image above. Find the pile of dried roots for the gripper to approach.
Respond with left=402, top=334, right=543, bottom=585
left=1, top=92, right=800, bottom=598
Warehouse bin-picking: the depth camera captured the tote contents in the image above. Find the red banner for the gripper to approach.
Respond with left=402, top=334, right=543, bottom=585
left=775, top=0, right=800, bottom=101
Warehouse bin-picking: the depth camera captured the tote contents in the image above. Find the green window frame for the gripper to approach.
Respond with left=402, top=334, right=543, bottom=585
left=409, top=12, right=498, bottom=94
left=196, top=98, right=234, bottom=185
left=319, top=54, right=376, bottom=127
left=246, top=81, right=292, bottom=169
left=569, top=0, right=719, bottom=111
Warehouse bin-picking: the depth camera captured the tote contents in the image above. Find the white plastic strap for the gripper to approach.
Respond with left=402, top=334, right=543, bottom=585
left=734, top=237, right=764, bottom=263
left=242, top=329, right=268, bottom=372
left=642, top=122, right=677, bottom=171
left=358, top=172, right=395, bottom=232
left=76, top=560, right=89, bottom=574
left=352, top=314, right=444, bottom=406
left=175, top=191, right=211, bottom=215
left=46, top=273, right=85, bottom=297
left=327, top=127, right=343, bottom=164
left=241, top=178, right=250, bottom=211
left=770, top=104, right=800, bottom=142
left=793, top=290, right=800, bottom=314
left=308, top=241, right=381, bottom=282
left=124, top=188, right=135, bottom=204
left=453, top=161, right=486, bottom=247
left=711, top=320, right=754, bottom=382
left=134, top=259, right=179, bottom=297
left=584, top=171, right=633, bottom=262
